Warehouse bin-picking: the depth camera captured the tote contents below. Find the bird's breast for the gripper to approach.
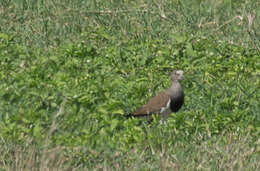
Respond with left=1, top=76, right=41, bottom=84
left=170, top=91, right=184, bottom=112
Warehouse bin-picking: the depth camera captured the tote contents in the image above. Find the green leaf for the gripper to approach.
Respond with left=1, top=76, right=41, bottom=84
left=110, top=119, right=119, bottom=130
left=186, top=43, right=196, bottom=57
left=0, top=33, right=9, bottom=40
left=112, top=109, right=124, bottom=115
left=33, top=123, right=43, bottom=138
left=172, top=33, right=186, bottom=43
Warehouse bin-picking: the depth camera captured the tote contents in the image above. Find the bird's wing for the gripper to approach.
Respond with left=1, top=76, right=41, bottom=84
left=131, top=92, right=170, bottom=117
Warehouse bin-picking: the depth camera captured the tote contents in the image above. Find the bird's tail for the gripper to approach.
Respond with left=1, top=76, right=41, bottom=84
left=125, top=113, right=133, bottom=118
left=125, top=113, right=151, bottom=118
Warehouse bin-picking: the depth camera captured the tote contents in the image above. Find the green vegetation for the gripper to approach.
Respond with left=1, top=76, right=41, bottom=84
left=0, top=0, right=260, bottom=170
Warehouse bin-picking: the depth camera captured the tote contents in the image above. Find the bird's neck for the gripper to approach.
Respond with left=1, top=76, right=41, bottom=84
left=167, top=80, right=183, bottom=95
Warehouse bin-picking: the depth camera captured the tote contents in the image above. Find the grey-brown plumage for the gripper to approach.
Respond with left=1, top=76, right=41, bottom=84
left=127, top=70, right=184, bottom=120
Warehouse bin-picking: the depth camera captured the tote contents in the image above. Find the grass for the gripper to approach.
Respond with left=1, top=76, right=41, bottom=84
left=0, top=0, right=260, bottom=170
left=1, top=131, right=260, bottom=170
left=1, top=0, right=260, bottom=49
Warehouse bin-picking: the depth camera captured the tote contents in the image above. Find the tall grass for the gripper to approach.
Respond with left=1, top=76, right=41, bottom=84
left=1, top=130, right=260, bottom=170
left=0, top=0, right=259, bottom=49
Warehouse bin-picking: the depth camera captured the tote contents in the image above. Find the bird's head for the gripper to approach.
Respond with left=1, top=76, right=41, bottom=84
left=171, top=70, right=184, bottom=81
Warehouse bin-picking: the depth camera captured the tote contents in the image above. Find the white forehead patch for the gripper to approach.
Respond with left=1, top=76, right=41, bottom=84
left=176, top=70, right=184, bottom=75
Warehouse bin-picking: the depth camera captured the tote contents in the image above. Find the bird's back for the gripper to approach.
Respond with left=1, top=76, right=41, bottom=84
left=132, top=92, right=171, bottom=116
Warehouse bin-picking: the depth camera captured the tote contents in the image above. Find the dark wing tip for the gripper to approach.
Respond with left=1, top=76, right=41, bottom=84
left=125, top=112, right=152, bottom=118
left=125, top=113, right=133, bottom=118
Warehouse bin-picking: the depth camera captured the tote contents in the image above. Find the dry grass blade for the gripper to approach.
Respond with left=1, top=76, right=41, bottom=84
left=40, top=99, right=67, bottom=171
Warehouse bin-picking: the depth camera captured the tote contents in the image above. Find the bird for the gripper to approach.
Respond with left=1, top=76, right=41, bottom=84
left=126, top=70, right=184, bottom=121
